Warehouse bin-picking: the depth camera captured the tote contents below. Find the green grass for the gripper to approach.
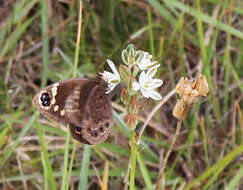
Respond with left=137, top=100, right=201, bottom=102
left=0, top=0, right=243, bottom=189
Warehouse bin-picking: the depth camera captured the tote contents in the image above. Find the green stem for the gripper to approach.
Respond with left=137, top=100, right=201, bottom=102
left=129, top=130, right=137, bottom=190
left=61, top=127, right=71, bottom=190
left=66, top=141, right=77, bottom=190
left=40, top=0, right=49, bottom=88
left=78, top=145, right=91, bottom=190
left=73, top=1, right=83, bottom=78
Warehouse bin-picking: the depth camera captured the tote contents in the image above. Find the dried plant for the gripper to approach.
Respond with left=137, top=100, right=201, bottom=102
left=156, top=74, right=209, bottom=190
left=173, top=74, right=209, bottom=120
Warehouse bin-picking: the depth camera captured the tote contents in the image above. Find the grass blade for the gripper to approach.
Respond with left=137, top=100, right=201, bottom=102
left=35, top=118, right=57, bottom=190
left=163, top=0, right=243, bottom=39
left=137, top=153, right=153, bottom=190
left=66, top=141, right=78, bottom=190
left=196, top=0, right=207, bottom=65
left=0, top=15, right=36, bottom=59
left=227, top=165, right=243, bottom=190
left=0, top=124, right=9, bottom=149
left=78, top=145, right=91, bottom=190
left=0, top=116, right=35, bottom=168
left=40, top=0, right=49, bottom=87
left=61, top=126, right=71, bottom=190
left=185, top=144, right=243, bottom=190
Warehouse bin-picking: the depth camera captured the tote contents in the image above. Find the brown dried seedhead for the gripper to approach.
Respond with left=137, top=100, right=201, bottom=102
left=173, top=74, right=209, bottom=120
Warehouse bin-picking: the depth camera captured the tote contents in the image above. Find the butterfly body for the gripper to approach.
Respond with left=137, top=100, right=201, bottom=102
left=33, top=78, right=113, bottom=145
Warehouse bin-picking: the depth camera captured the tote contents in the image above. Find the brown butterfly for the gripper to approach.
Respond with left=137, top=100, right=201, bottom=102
left=32, top=78, right=113, bottom=145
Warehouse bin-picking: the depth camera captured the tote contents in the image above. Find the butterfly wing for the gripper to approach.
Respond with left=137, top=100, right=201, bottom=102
left=32, top=78, right=89, bottom=125
left=68, top=80, right=113, bottom=145
left=33, top=78, right=113, bottom=145
left=65, top=80, right=97, bottom=144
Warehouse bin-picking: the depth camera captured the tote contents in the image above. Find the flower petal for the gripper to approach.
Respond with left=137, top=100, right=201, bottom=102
left=148, top=79, right=163, bottom=89
left=149, top=90, right=162, bottom=100
left=107, top=83, right=116, bottom=94
left=146, top=67, right=157, bottom=79
left=139, top=71, right=146, bottom=84
left=101, top=60, right=121, bottom=94
left=136, top=51, right=161, bottom=71
left=107, top=59, right=120, bottom=80
left=132, top=82, right=140, bottom=91
left=141, top=88, right=150, bottom=98
left=151, top=63, right=160, bottom=70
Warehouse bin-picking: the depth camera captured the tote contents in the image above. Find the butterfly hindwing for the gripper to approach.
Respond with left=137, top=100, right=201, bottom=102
left=81, top=82, right=113, bottom=145
left=67, top=80, right=113, bottom=145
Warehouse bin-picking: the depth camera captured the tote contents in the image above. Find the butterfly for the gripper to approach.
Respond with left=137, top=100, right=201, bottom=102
left=32, top=78, right=113, bottom=145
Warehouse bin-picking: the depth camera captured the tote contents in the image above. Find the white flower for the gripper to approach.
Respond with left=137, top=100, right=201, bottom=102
left=100, top=59, right=121, bottom=93
left=136, top=51, right=160, bottom=70
left=132, top=68, right=163, bottom=100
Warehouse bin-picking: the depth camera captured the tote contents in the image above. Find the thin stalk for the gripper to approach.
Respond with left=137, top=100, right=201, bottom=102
left=73, top=0, right=83, bottom=78
left=78, top=145, right=91, bottom=190
left=155, top=120, right=182, bottom=190
left=62, top=1, right=83, bottom=189
left=147, top=7, right=155, bottom=57
left=36, top=119, right=57, bottom=190
left=129, top=130, right=137, bottom=190
left=66, top=141, right=77, bottom=190
left=196, top=0, right=207, bottom=65
left=74, top=2, right=92, bottom=189
left=61, top=127, right=71, bottom=190
left=223, top=0, right=233, bottom=120
left=40, top=0, right=49, bottom=88
left=200, top=117, right=209, bottom=168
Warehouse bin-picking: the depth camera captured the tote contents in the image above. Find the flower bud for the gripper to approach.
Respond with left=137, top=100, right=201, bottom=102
left=135, top=129, right=140, bottom=145
left=128, top=97, right=139, bottom=114
left=128, top=64, right=139, bottom=77
left=127, top=77, right=136, bottom=95
left=128, top=113, right=138, bottom=130
left=119, top=65, right=130, bottom=81
left=121, top=88, right=130, bottom=106
left=134, top=50, right=143, bottom=65
left=122, top=49, right=129, bottom=65
left=127, top=44, right=136, bottom=57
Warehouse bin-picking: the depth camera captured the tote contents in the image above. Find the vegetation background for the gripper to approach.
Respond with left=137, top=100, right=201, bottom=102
left=0, top=0, right=243, bottom=189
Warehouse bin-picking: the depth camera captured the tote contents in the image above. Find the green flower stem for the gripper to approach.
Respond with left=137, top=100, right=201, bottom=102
left=73, top=0, right=83, bottom=78
left=129, top=129, right=137, bottom=190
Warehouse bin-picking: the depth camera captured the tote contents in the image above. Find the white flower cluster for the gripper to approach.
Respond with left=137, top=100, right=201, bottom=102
left=101, top=45, right=163, bottom=100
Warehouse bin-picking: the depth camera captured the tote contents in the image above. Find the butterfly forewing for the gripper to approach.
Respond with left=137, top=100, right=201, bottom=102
left=33, top=79, right=89, bottom=125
